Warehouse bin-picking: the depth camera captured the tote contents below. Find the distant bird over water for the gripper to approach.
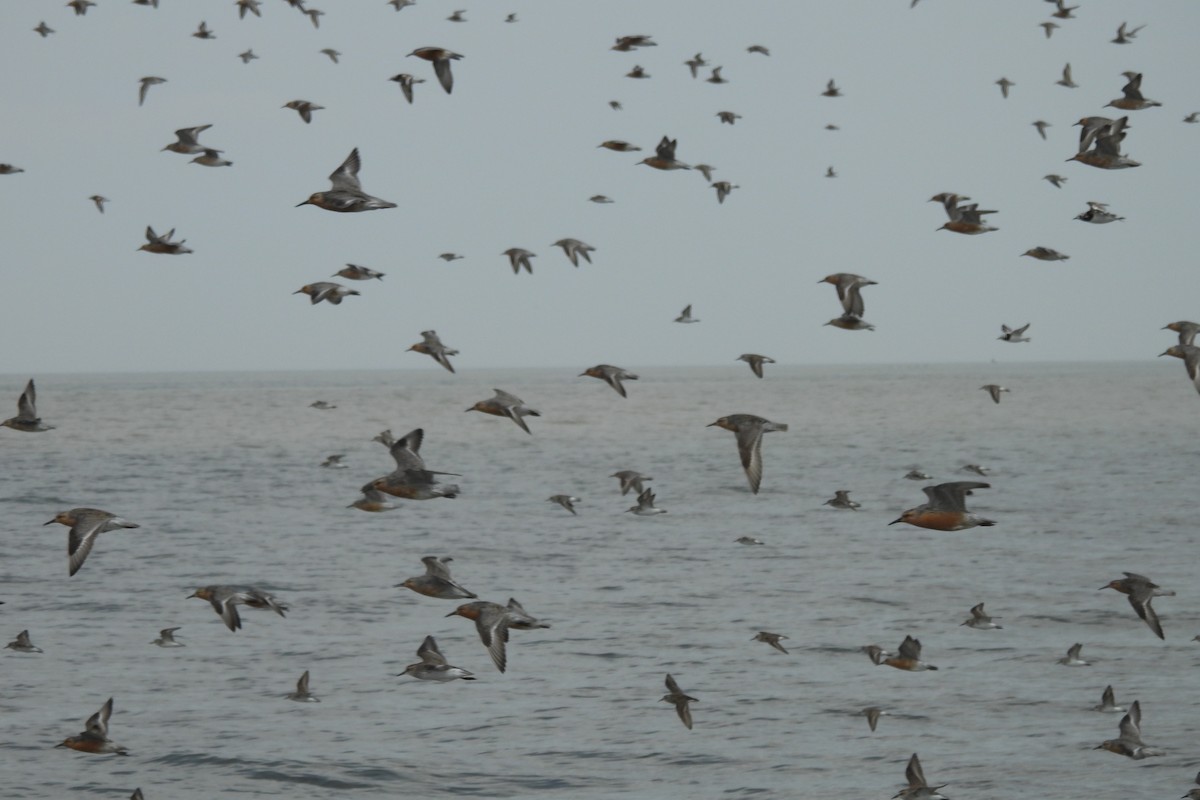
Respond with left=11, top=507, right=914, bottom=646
left=707, top=414, right=789, bottom=494
left=894, top=753, right=949, bottom=799
left=1159, top=345, right=1200, bottom=395
left=397, top=556, right=476, bottom=600
left=1101, top=572, right=1174, bottom=639
left=737, top=353, right=775, bottom=379
left=879, top=635, right=938, bottom=671
left=819, top=273, right=876, bottom=317
left=980, top=384, right=1009, bottom=404
left=151, top=627, right=183, bottom=647
left=1058, top=641, right=1092, bottom=667
left=189, top=585, right=287, bottom=632
left=44, top=508, right=140, bottom=576
left=752, top=632, right=789, bottom=653
left=611, top=470, right=652, bottom=496
left=408, top=329, right=459, bottom=373
left=579, top=364, right=638, bottom=397
left=1096, top=700, right=1161, bottom=759
left=547, top=495, right=579, bottom=514
left=661, top=674, right=697, bottom=729
left=2, top=379, right=53, bottom=432
left=56, top=697, right=127, bottom=756
left=627, top=487, right=666, bottom=515
left=287, top=670, right=319, bottom=702
left=890, top=482, right=994, bottom=530
left=823, top=490, right=860, bottom=510
left=998, top=323, right=1031, bottom=342
left=6, top=629, right=42, bottom=653
left=466, top=389, right=541, bottom=434
left=675, top=304, right=699, bottom=323
left=1163, top=321, right=1200, bottom=346
left=446, top=598, right=549, bottom=673
left=961, top=602, right=1002, bottom=629
left=399, top=635, right=476, bottom=681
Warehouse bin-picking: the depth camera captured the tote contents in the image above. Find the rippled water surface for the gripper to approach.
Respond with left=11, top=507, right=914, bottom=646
left=2, top=363, right=1198, bottom=799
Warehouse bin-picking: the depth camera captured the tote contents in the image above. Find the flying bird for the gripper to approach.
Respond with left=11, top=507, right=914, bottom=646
left=297, top=148, right=396, bottom=212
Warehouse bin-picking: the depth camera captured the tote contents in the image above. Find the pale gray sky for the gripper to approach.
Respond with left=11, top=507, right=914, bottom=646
left=2, top=0, right=1198, bottom=374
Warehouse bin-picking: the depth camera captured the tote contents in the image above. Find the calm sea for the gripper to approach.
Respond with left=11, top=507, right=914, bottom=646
left=1, top=362, right=1197, bottom=799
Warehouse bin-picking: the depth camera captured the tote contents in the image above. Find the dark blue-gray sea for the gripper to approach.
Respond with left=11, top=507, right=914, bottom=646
left=2, top=362, right=1198, bottom=799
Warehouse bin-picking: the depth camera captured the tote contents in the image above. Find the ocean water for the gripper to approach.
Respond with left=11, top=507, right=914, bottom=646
left=1, top=362, right=1198, bottom=799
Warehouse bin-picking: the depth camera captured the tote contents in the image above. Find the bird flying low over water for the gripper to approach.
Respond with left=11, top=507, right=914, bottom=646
left=466, top=389, right=541, bottom=434
left=737, top=353, right=774, bottom=379
left=894, top=753, right=949, bottom=799
left=890, top=482, right=994, bottom=530
left=661, top=674, right=697, bottom=729
left=579, top=364, right=638, bottom=398
left=399, top=635, right=476, bottom=681
left=56, top=697, right=128, bottom=755
left=408, top=330, right=459, bottom=373
left=367, top=428, right=461, bottom=500
left=707, top=414, right=788, bottom=494
left=44, top=508, right=140, bottom=576
left=1095, top=700, right=1162, bottom=759
left=819, top=273, right=876, bottom=317
left=397, top=556, right=476, bottom=600
left=189, top=585, right=287, bottom=632
left=1100, top=572, right=1174, bottom=639
left=547, top=494, right=579, bottom=514
left=445, top=598, right=550, bottom=672
left=998, top=323, right=1031, bottom=342
left=2, top=379, right=53, bottom=432
left=1159, top=345, right=1200, bottom=395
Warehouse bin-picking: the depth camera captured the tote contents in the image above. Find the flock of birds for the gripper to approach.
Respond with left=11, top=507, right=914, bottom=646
left=3, top=1, right=1200, bottom=798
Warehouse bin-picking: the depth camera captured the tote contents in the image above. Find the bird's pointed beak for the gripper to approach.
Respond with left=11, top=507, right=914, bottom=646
left=887, top=517, right=902, bottom=525
left=42, top=519, right=56, bottom=526
left=295, top=200, right=311, bottom=207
